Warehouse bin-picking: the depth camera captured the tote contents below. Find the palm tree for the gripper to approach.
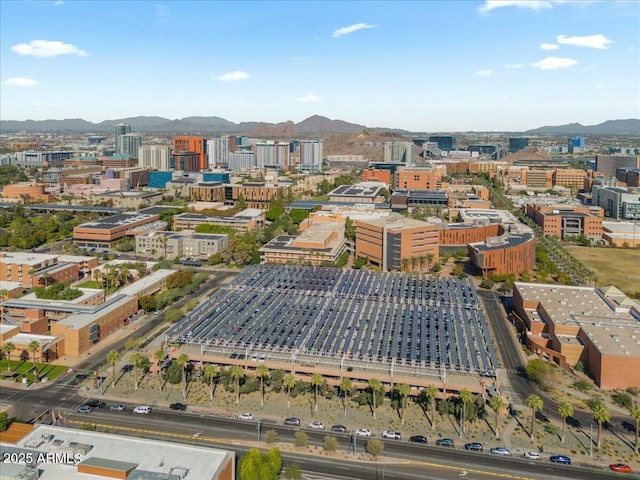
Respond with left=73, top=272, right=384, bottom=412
left=153, top=348, right=165, bottom=391
left=340, top=377, right=353, bottom=416
left=425, top=385, right=439, bottom=430
left=525, top=394, right=544, bottom=441
left=592, top=402, right=610, bottom=449
left=629, top=403, right=640, bottom=454
left=256, top=364, right=269, bottom=407
left=426, top=253, right=434, bottom=270
left=203, top=364, right=219, bottom=402
left=3, top=342, right=15, bottom=372
left=489, top=395, right=506, bottom=439
left=368, top=378, right=383, bottom=419
left=283, top=373, right=296, bottom=409
left=28, top=340, right=40, bottom=382
left=230, top=365, right=244, bottom=405
left=107, top=350, right=120, bottom=385
left=310, top=373, right=324, bottom=414
left=130, top=353, right=145, bottom=391
left=557, top=401, right=574, bottom=443
left=459, top=388, right=473, bottom=435
left=396, top=383, right=411, bottom=425
left=176, top=353, right=190, bottom=401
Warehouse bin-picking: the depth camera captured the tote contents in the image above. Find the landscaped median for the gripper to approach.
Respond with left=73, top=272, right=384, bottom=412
left=0, top=360, right=68, bottom=385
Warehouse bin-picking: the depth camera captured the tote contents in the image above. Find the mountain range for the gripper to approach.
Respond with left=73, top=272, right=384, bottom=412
left=0, top=115, right=637, bottom=135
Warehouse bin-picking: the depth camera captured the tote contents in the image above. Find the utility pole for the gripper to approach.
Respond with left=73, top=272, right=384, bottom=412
left=590, top=424, right=593, bottom=457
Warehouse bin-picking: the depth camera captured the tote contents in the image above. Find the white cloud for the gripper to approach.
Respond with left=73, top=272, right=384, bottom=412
left=11, top=40, right=88, bottom=57
left=216, top=71, right=249, bottom=81
left=531, top=56, right=579, bottom=69
left=476, top=69, right=492, bottom=77
left=297, top=94, right=321, bottom=103
left=3, top=77, right=38, bottom=87
left=332, top=23, right=376, bottom=38
left=504, top=63, right=525, bottom=69
left=556, top=34, right=613, bottom=49
left=479, top=1, right=554, bottom=13
left=540, top=43, right=559, bottom=50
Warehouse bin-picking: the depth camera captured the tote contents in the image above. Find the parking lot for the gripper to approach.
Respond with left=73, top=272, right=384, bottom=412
left=166, top=265, right=499, bottom=380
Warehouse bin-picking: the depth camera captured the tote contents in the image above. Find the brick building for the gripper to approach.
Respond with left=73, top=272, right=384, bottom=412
left=525, top=204, right=603, bottom=240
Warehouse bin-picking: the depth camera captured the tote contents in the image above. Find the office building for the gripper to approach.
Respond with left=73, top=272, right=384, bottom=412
left=568, top=136, right=586, bottom=154
left=299, top=139, right=323, bottom=173
left=174, top=136, right=207, bottom=170
left=592, top=186, right=640, bottom=220
left=138, top=145, right=171, bottom=170
left=118, top=133, right=141, bottom=157
left=14, top=151, right=74, bottom=168
left=136, top=231, right=228, bottom=259
left=255, top=142, right=291, bottom=170
left=595, top=155, right=639, bottom=178
left=173, top=209, right=265, bottom=232
left=174, top=151, right=201, bottom=172
left=227, top=151, right=256, bottom=171
left=362, top=168, right=392, bottom=185
left=383, top=142, right=414, bottom=164
left=525, top=204, right=603, bottom=240
left=508, top=137, right=529, bottom=153
left=114, top=123, right=131, bottom=155
left=468, top=144, right=498, bottom=156
left=395, top=166, right=439, bottom=190
left=617, top=167, right=640, bottom=187
left=1, top=183, right=53, bottom=202
left=429, top=135, right=454, bottom=152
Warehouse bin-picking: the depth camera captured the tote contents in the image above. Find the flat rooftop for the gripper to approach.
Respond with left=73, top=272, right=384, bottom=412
left=116, top=269, right=174, bottom=297
left=515, top=282, right=640, bottom=356
left=2, top=425, right=231, bottom=480
left=330, top=182, right=384, bottom=198
left=0, top=251, right=57, bottom=266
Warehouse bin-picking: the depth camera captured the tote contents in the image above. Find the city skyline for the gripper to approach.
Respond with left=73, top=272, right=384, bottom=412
left=1, top=0, right=638, bottom=131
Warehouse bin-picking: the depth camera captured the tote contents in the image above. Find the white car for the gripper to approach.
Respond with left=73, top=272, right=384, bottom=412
left=133, top=406, right=152, bottom=414
left=524, top=451, right=541, bottom=460
left=355, top=428, right=371, bottom=437
left=238, top=413, right=254, bottom=421
left=382, top=430, right=401, bottom=440
left=309, top=421, right=325, bottom=430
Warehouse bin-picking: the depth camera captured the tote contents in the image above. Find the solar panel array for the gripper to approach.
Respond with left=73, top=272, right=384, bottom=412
left=166, top=265, right=499, bottom=377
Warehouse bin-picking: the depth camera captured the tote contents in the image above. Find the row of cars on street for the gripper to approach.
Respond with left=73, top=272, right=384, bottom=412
left=76, top=400, right=152, bottom=415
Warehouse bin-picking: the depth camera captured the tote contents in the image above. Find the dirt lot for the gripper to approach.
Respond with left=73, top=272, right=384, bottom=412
left=566, top=246, right=640, bottom=295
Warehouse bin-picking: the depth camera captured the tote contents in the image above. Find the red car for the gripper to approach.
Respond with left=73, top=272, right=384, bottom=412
left=610, top=464, right=633, bottom=473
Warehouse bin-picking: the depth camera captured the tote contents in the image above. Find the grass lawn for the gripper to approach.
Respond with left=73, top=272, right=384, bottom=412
left=77, top=280, right=101, bottom=289
left=0, top=360, right=68, bottom=383
left=566, top=246, right=640, bottom=295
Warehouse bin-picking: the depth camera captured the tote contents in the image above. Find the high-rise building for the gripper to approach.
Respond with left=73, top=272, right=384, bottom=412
left=255, top=142, right=291, bottom=170
left=174, top=136, right=207, bottom=170
left=228, top=151, right=256, bottom=171
left=595, top=155, right=639, bottom=178
left=114, top=123, right=131, bottom=155
left=429, top=135, right=454, bottom=152
left=383, top=142, right=414, bottom=164
left=568, top=136, right=586, bottom=154
left=119, top=134, right=141, bottom=158
left=207, top=136, right=237, bottom=169
left=299, top=139, right=323, bottom=173
left=138, top=145, right=172, bottom=171
left=508, top=137, right=529, bottom=153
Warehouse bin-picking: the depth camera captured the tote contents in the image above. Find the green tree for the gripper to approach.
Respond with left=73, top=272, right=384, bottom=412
left=284, top=463, right=302, bottom=480
left=130, top=353, right=149, bottom=391
left=557, top=401, right=574, bottom=443
left=139, top=295, right=157, bottom=312
left=592, top=402, right=610, bottom=448
left=106, top=350, right=120, bottom=386
left=176, top=353, right=190, bottom=401
left=27, top=340, right=40, bottom=382
left=230, top=365, right=245, bottom=405
left=239, top=448, right=276, bottom=480
left=629, top=403, right=640, bottom=454
left=2, top=342, right=15, bottom=372
left=256, top=364, right=270, bottom=407
left=323, top=435, right=339, bottom=452
left=489, top=395, right=506, bottom=439
left=395, top=383, right=411, bottom=425
left=344, top=217, right=356, bottom=241
left=283, top=373, right=296, bottom=409
left=203, top=364, right=219, bottom=402
left=265, top=447, right=282, bottom=477
left=153, top=348, right=166, bottom=392
left=0, top=411, right=10, bottom=432
left=310, top=373, right=324, bottom=414
left=368, top=378, right=383, bottom=419
left=424, top=385, right=439, bottom=430
left=340, top=377, right=353, bottom=416
left=294, top=430, right=308, bottom=447
left=459, top=388, right=473, bottom=435
left=526, top=394, right=544, bottom=441
left=125, top=337, right=142, bottom=352
left=366, top=438, right=384, bottom=478
left=164, top=309, right=183, bottom=324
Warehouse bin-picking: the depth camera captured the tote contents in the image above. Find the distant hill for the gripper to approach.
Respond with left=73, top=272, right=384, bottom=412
left=526, top=119, right=640, bottom=135
left=501, top=146, right=551, bottom=163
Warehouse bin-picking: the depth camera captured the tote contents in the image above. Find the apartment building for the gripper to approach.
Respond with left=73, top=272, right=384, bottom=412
left=174, top=136, right=207, bottom=170
left=395, top=166, right=439, bottom=190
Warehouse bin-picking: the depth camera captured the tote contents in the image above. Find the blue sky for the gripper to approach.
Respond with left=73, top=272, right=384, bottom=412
left=1, top=0, right=638, bottom=131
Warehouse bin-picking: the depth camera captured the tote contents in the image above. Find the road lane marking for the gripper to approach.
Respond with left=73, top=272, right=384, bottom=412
left=407, top=460, right=536, bottom=480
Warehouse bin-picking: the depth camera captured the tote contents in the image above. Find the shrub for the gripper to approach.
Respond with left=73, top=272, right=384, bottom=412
left=294, top=431, right=308, bottom=447
left=525, top=359, right=556, bottom=391
left=572, top=380, right=592, bottom=393
left=264, top=429, right=278, bottom=444
left=323, top=436, right=339, bottom=452
left=612, top=392, right=633, bottom=409
left=626, top=386, right=640, bottom=397
left=479, top=279, right=495, bottom=289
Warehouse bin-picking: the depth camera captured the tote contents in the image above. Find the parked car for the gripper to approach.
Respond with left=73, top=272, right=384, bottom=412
left=169, top=403, right=187, bottom=411
left=284, top=417, right=301, bottom=426
left=382, top=430, right=401, bottom=440
left=436, top=438, right=455, bottom=448
left=524, top=451, right=540, bottom=460
left=355, top=428, right=371, bottom=437
left=330, top=425, right=347, bottom=433
left=409, top=435, right=428, bottom=444
left=76, top=405, right=92, bottom=414
left=309, top=421, right=325, bottom=430
left=85, top=400, right=106, bottom=409
left=109, top=404, right=125, bottom=412
left=550, top=455, right=571, bottom=465
left=490, top=447, right=511, bottom=456
left=238, top=413, right=254, bottom=421
left=610, top=464, right=632, bottom=473
left=464, top=442, right=484, bottom=452
left=133, top=406, right=152, bottom=415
